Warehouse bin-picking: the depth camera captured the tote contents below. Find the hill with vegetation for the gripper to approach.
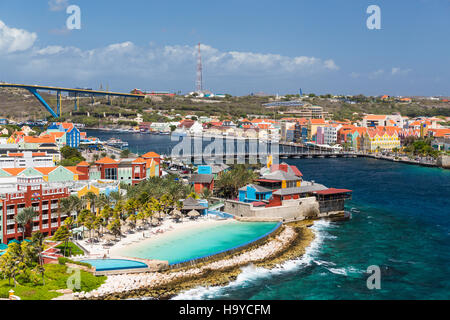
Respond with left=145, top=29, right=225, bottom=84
left=1, top=88, right=449, bottom=126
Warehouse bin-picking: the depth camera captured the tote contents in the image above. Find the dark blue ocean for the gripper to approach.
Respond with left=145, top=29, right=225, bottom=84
left=87, top=130, right=450, bottom=299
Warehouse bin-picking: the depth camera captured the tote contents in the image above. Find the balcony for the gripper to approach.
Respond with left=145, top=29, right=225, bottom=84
left=7, top=220, right=16, bottom=226
left=51, top=222, right=59, bottom=228
left=32, top=226, right=40, bottom=232
left=6, top=210, right=15, bottom=215
left=7, top=229, right=16, bottom=235
left=51, top=204, right=59, bottom=210
left=33, top=216, right=40, bottom=222
left=42, top=205, right=49, bottom=210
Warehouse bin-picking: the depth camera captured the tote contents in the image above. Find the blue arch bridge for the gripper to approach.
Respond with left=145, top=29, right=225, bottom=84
left=0, top=83, right=145, bottom=118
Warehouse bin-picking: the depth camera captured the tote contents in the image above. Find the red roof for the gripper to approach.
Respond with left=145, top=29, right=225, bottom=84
left=141, top=152, right=160, bottom=158
left=309, top=119, right=326, bottom=125
left=314, top=188, right=352, bottom=195
left=95, top=157, right=118, bottom=165
left=251, top=201, right=267, bottom=207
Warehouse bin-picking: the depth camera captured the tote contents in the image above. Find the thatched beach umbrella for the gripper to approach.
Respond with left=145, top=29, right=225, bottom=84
left=103, top=234, right=116, bottom=241
left=137, top=220, right=147, bottom=227
left=171, top=209, right=182, bottom=222
left=157, top=212, right=166, bottom=220
left=188, top=210, right=200, bottom=219
left=171, top=209, right=182, bottom=217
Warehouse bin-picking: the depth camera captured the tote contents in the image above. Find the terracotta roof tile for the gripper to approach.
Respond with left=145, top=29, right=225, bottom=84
left=95, top=157, right=118, bottom=164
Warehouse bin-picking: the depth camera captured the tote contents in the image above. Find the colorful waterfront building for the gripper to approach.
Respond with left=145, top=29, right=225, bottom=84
left=307, top=119, right=327, bottom=140
left=189, top=174, right=215, bottom=193
left=0, top=176, right=70, bottom=244
left=46, top=122, right=82, bottom=148
left=257, top=163, right=303, bottom=190
left=85, top=154, right=161, bottom=185
left=346, top=127, right=368, bottom=151
left=0, top=166, right=82, bottom=182
left=363, top=127, right=401, bottom=152
left=239, top=184, right=273, bottom=203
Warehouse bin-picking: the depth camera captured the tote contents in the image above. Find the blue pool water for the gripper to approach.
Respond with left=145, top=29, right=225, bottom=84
left=80, top=259, right=148, bottom=272
left=118, top=221, right=279, bottom=265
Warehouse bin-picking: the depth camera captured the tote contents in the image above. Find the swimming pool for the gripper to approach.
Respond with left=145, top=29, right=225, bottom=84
left=115, top=220, right=280, bottom=265
left=80, top=259, right=148, bottom=272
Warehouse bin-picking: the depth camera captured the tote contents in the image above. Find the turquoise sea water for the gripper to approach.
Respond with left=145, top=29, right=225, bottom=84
left=174, top=158, right=450, bottom=300
left=119, top=221, right=278, bottom=265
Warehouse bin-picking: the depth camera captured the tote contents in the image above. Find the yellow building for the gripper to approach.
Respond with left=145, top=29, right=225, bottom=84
left=364, top=127, right=401, bottom=152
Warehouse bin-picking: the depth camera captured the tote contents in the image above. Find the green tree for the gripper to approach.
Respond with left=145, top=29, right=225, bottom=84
left=15, top=207, right=38, bottom=241
left=107, top=218, right=122, bottom=238
left=60, top=195, right=83, bottom=221
left=120, top=149, right=131, bottom=158
left=201, top=188, right=213, bottom=203
left=216, top=165, right=259, bottom=199
left=52, top=225, right=71, bottom=256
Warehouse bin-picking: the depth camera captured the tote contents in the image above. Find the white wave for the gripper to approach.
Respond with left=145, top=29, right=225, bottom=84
left=326, top=266, right=365, bottom=276
left=171, top=220, right=333, bottom=300
left=327, top=267, right=348, bottom=275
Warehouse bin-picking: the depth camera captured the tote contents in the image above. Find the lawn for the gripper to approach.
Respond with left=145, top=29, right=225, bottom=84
left=0, top=264, right=106, bottom=300
left=55, top=242, right=85, bottom=257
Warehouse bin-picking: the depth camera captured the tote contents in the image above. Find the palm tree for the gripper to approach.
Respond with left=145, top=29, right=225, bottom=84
left=85, top=192, right=98, bottom=215
left=187, top=192, right=200, bottom=200
left=201, top=188, right=213, bottom=204
left=216, top=165, right=258, bottom=199
left=110, top=191, right=126, bottom=206
left=60, top=195, right=83, bottom=222
left=15, top=207, right=38, bottom=241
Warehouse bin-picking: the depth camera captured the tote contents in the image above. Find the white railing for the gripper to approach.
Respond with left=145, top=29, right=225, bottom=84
left=51, top=213, right=59, bottom=219
left=7, top=220, right=16, bottom=225
left=6, top=209, right=15, bottom=215
left=51, top=204, right=59, bottom=209
left=32, top=226, right=40, bottom=232
left=33, top=216, right=40, bottom=222
left=7, top=230, right=15, bottom=235
left=33, top=207, right=40, bottom=212
left=42, top=205, right=49, bottom=210
left=51, top=223, right=59, bottom=228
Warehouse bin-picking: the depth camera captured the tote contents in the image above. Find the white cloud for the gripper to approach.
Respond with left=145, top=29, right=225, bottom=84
left=0, top=20, right=37, bottom=53
left=369, top=69, right=385, bottom=79
left=48, top=0, right=69, bottom=12
left=9, top=42, right=338, bottom=82
left=0, top=33, right=339, bottom=93
left=391, top=67, right=412, bottom=75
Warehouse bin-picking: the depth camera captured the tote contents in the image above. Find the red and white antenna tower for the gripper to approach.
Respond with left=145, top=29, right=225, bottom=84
left=196, top=43, right=203, bottom=92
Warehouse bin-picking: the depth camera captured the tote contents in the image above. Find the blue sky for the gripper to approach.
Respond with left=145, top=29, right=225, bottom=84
left=0, top=0, right=449, bottom=96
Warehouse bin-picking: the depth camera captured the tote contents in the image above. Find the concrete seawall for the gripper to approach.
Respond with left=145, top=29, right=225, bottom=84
left=437, top=155, right=450, bottom=169
left=225, top=197, right=320, bottom=221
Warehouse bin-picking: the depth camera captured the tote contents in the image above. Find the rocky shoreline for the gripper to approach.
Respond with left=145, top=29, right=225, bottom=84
left=76, top=220, right=316, bottom=300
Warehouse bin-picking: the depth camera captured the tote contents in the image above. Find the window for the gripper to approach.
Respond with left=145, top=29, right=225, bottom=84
left=105, top=168, right=118, bottom=180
